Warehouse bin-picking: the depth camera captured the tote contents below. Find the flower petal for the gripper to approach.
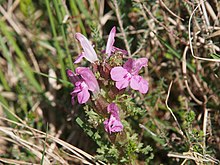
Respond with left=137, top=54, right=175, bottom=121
left=110, top=119, right=123, bottom=133
left=130, top=75, right=141, bottom=90
left=110, top=67, right=128, bottom=81
left=123, top=58, right=148, bottom=75
left=74, top=52, right=85, bottom=63
left=107, top=103, right=120, bottom=119
left=116, top=78, right=129, bottom=90
left=106, top=26, right=116, bottom=57
left=71, top=85, right=81, bottom=93
left=75, top=33, right=98, bottom=63
left=138, top=77, right=149, bottom=94
left=77, top=88, right=90, bottom=104
left=123, top=58, right=133, bottom=73
left=112, top=46, right=128, bottom=55
left=131, top=58, right=148, bottom=75
left=76, top=67, right=100, bottom=93
left=66, top=69, right=79, bottom=84
left=104, top=115, right=123, bottom=134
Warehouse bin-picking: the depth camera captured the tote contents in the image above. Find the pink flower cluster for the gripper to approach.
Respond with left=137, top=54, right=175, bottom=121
left=67, top=27, right=149, bottom=134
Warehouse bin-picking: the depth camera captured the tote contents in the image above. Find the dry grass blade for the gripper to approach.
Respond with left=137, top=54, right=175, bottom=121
left=0, top=157, right=38, bottom=165
left=0, top=127, right=51, bottom=164
left=165, top=81, right=185, bottom=137
left=167, top=152, right=220, bottom=164
left=188, top=2, right=220, bottom=62
left=113, top=0, right=131, bottom=57
left=182, top=46, right=203, bottom=105
left=206, top=30, right=220, bottom=39
left=159, top=0, right=184, bottom=21
left=0, top=116, right=106, bottom=165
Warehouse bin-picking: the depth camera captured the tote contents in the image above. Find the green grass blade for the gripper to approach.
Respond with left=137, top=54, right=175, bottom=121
left=40, top=122, right=48, bottom=165
left=0, top=99, right=18, bottom=122
left=69, top=0, right=87, bottom=35
left=53, top=0, right=74, bottom=70
left=0, top=66, right=10, bottom=91
left=0, top=34, right=14, bottom=70
left=0, top=19, right=42, bottom=92
left=45, top=0, right=67, bottom=83
left=33, top=71, right=72, bottom=86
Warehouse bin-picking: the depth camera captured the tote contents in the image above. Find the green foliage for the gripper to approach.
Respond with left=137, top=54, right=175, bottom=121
left=20, top=0, right=35, bottom=17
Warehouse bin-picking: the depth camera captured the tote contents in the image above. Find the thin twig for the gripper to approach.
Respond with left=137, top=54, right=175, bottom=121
left=182, top=46, right=203, bottom=105
left=202, top=107, right=208, bottom=154
left=167, top=152, right=219, bottom=164
left=0, top=5, right=21, bottom=34
left=159, top=0, right=184, bottom=21
left=140, top=1, right=187, bottom=45
left=165, top=81, right=185, bottom=137
left=188, top=3, right=220, bottom=62
left=113, top=0, right=131, bottom=57
left=200, top=0, right=210, bottom=27
left=139, top=124, right=157, bottom=137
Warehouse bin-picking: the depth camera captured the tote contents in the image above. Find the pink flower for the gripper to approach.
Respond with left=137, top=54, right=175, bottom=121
left=74, top=27, right=127, bottom=63
left=74, top=33, right=98, bottom=63
left=105, top=26, right=127, bottom=58
left=104, top=103, right=123, bottom=134
left=110, top=58, right=149, bottom=94
left=67, top=67, right=100, bottom=104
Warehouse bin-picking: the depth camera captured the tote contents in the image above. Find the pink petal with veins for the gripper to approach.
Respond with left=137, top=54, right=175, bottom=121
left=106, top=26, right=116, bottom=57
left=138, top=77, right=149, bottom=94
left=77, top=88, right=90, bottom=104
left=104, top=115, right=123, bottom=134
left=131, top=58, right=148, bottom=75
left=110, top=67, right=128, bottom=81
left=74, top=52, right=85, bottom=63
left=112, top=46, right=128, bottom=55
left=116, top=78, right=129, bottom=90
left=107, top=103, right=120, bottom=120
left=123, top=58, right=133, bottom=73
left=76, top=67, right=100, bottom=93
left=75, top=33, right=98, bottom=63
left=130, top=75, right=141, bottom=91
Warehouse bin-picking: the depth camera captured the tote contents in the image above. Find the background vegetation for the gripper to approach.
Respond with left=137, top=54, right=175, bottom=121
left=0, top=0, right=219, bottom=164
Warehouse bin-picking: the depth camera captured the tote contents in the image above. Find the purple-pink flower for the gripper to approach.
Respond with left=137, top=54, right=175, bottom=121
left=110, top=58, right=149, bottom=94
left=67, top=67, right=100, bottom=104
left=74, top=33, right=98, bottom=63
left=74, top=27, right=127, bottom=63
left=105, top=26, right=127, bottom=58
left=104, top=103, right=123, bottom=134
